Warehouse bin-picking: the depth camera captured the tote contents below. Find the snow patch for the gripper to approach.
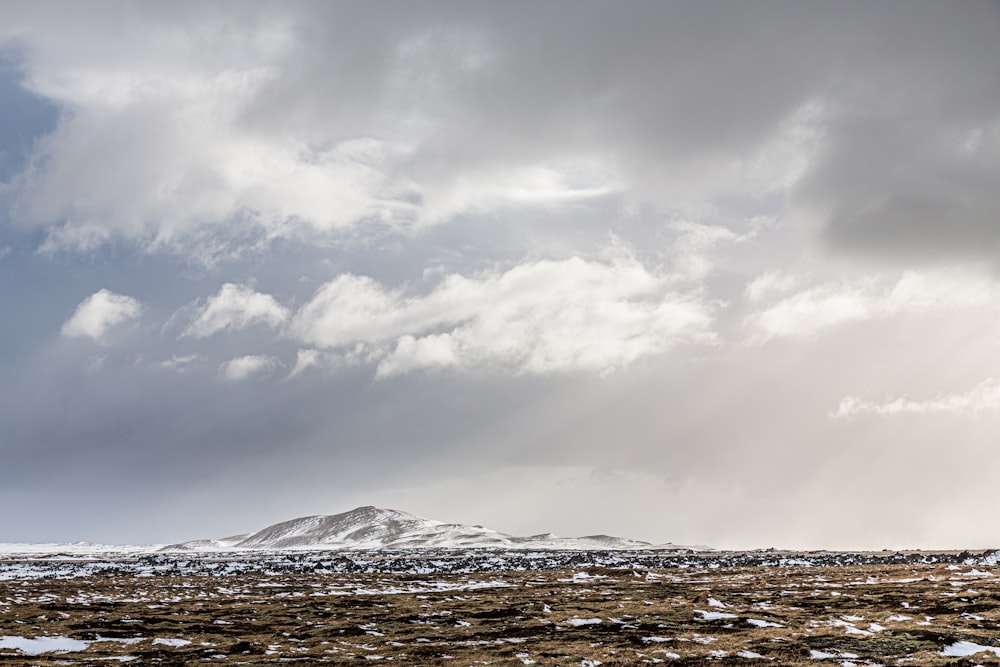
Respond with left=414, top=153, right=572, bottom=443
left=941, top=641, right=1000, bottom=657
left=152, top=638, right=191, bottom=647
left=0, top=635, right=91, bottom=655
left=696, top=609, right=738, bottom=621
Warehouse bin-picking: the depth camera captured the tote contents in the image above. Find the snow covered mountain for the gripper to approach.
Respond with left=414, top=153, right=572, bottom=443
left=165, top=506, right=694, bottom=551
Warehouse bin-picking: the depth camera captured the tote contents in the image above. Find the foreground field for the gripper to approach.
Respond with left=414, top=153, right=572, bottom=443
left=2, top=551, right=1000, bottom=665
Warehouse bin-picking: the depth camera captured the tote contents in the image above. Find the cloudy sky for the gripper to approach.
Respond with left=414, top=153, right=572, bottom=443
left=1, top=1, right=999, bottom=550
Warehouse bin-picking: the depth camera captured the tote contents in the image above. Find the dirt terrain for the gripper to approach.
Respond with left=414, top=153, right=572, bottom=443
left=2, top=551, right=1000, bottom=665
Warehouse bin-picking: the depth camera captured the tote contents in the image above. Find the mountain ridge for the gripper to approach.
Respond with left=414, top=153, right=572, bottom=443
left=164, top=505, right=704, bottom=551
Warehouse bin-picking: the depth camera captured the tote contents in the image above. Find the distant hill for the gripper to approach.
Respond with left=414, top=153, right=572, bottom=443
left=163, top=505, right=702, bottom=551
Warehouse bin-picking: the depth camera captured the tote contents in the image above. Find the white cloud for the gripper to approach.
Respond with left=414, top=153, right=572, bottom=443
left=285, top=349, right=323, bottom=381
left=182, top=283, right=288, bottom=339
left=60, top=289, right=142, bottom=343
left=16, top=89, right=617, bottom=257
left=745, top=268, right=1000, bottom=342
left=218, top=355, right=281, bottom=382
left=416, top=161, right=620, bottom=227
left=744, top=280, right=873, bottom=342
left=9, top=30, right=415, bottom=257
left=832, top=379, right=1000, bottom=418
left=744, top=270, right=799, bottom=303
left=283, top=345, right=384, bottom=381
left=291, top=252, right=716, bottom=377
left=668, top=220, right=742, bottom=283
left=156, top=354, right=201, bottom=373
left=376, top=334, right=459, bottom=378
left=883, top=270, right=996, bottom=313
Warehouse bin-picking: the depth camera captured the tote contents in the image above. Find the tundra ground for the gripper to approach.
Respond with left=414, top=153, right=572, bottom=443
left=1, top=553, right=999, bottom=665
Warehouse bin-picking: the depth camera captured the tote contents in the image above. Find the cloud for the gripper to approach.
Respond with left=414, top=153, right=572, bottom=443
left=5, top=2, right=1000, bottom=551
left=832, top=379, right=1000, bottom=419
left=3, top=3, right=993, bottom=262
left=744, top=280, right=873, bottom=342
left=0, top=6, right=634, bottom=257
left=181, top=283, right=288, bottom=339
left=156, top=354, right=201, bottom=373
left=415, top=162, right=620, bottom=227
left=745, top=268, right=1000, bottom=342
left=799, top=114, right=1000, bottom=264
left=218, top=354, right=281, bottom=382
left=60, top=289, right=142, bottom=343
left=780, top=5, right=1000, bottom=264
left=291, top=252, right=716, bottom=377
left=2, top=9, right=414, bottom=257
left=282, top=347, right=380, bottom=380
left=744, top=270, right=799, bottom=303
left=668, top=220, right=743, bottom=283
left=285, top=349, right=322, bottom=381
left=376, top=334, right=459, bottom=378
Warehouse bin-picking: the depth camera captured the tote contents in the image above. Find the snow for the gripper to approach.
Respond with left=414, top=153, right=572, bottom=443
left=746, top=618, right=783, bottom=628
left=565, top=617, right=603, bottom=626
left=696, top=609, right=738, bottom=621
left=0, top=545, right=992, bottom=584
left=941, top=641, right=1000, bottom=657
left=830, top=619, right=871, bottom=636
left=737, top=650, right=765, bottom=658
left=152, top=638, right=191, bottom=647
left=707, top=597, right=727, bottom=608
left=0, top=635, right=91, bottom=655
left=967, top=550, right=1000, bottom=566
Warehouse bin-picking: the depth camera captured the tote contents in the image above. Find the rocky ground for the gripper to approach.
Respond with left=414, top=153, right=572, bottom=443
left=2, top=550, right=1000, bottom=665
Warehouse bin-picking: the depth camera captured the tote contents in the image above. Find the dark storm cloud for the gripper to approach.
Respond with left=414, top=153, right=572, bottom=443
left=245, top=2, right=821, bottom=154
left=787, top=2, right=1000, bottom=263
left=801, top=112, right=1000, bottom=263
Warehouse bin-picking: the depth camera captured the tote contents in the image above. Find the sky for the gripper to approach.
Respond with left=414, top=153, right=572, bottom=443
left=1, top=1, right=999, bottom=550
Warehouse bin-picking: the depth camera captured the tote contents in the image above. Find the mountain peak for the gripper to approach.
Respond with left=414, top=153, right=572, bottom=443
left=166, top=506, right=685, bottom=551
